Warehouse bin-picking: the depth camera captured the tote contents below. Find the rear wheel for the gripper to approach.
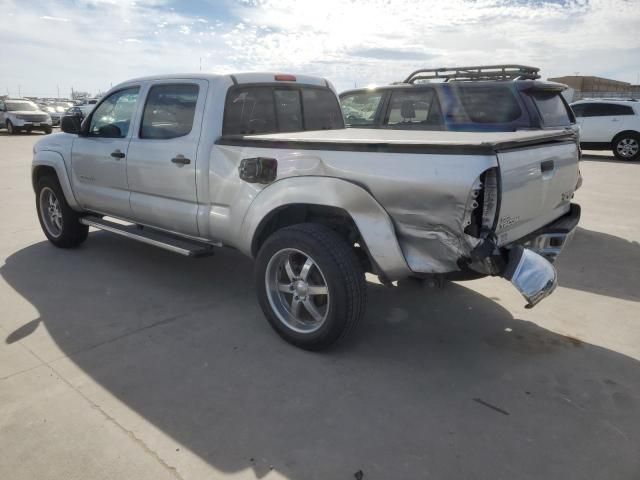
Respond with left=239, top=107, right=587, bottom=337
left=35, top=175, right=88, bottom=248
left=255, top=223, right=366, bottom=351
left=43, top=126, right=52, bottom=134
left=612, top=133, right=640, bottom=161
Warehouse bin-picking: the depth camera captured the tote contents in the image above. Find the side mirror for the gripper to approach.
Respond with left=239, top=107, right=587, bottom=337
left=61, top=115, right=82, bottom=134
left=97, top=124, right=121, bottom=138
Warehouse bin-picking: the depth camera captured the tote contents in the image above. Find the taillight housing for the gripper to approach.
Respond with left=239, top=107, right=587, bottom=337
left=274, top=74, right=296, bottom=82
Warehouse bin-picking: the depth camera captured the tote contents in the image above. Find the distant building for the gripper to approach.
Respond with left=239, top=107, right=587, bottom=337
left=548, top=75, right=638, bottom=101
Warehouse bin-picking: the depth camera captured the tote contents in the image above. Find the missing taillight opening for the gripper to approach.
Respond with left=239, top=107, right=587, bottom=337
left=464, top=168, right=499, bottom=238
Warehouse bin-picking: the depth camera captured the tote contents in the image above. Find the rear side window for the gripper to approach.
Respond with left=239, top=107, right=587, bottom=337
left=222, top=86, right=343, bottom=135
left=340, top=92, right=383, bottom=126
left=301, top=88, right=344, bottom=130
left=571, top=104, right=586, bottom=117
left=386, top=89, right=443, bottom=128
left=579, top=103, right=635, bottom=117
left=140, top=84, right=199, bottom=139
left=452, top=85, right=522, bottom=124
left=530, top=92, right=572, bottom=126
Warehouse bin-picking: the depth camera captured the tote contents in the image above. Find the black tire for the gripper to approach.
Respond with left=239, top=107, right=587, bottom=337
left=255, top=223, right=366, bottom=351
left=612, top=132, right=640, bottom=161
left=35, top=175, right=88, bottom=248
left=6, top=120, right=19, bottom=135
left=43, top=126, right=52, bottom=135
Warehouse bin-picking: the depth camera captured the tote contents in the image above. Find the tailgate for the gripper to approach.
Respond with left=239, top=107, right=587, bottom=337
left=494, top=138, right=579, bottom=245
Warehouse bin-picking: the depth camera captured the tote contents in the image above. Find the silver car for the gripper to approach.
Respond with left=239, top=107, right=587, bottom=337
left=0, top=98, right=52, bottom=134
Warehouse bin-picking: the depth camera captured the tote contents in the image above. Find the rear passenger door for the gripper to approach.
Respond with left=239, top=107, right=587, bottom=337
left=577, top=103, right=632, bottom=143
left=126, top=80, right=207, bottom=237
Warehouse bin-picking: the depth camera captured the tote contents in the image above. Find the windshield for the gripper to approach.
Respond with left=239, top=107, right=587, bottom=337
left=6, top=101, right=39, bottom=112
left=340, top=92, right=383, bottom=126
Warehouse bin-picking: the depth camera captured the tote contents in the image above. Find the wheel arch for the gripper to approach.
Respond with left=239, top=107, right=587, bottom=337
left=612, top=130, right=640, bottom=144
left=240, top=176, right=411, bottom=280
left=32, top=151, right=82, bottom=211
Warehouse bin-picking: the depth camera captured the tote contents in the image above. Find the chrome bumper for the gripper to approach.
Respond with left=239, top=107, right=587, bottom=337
left=503, top=203, right=580, bottom=308
left=504, top=246, right=557, bottom=308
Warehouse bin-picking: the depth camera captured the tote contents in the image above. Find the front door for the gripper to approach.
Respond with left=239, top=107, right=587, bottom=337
left=71, top=87, right=141, bottom=218
left=126, top=81, right=206, bottom=237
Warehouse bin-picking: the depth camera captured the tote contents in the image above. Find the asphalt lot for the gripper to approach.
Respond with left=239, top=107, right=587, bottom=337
left=1, top=130, right=639, bottom=480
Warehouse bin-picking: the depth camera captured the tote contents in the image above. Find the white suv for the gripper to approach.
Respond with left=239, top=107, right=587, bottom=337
left=0, top=98, right=53, bottom=135
left=570, top=99, right=640, bottom=161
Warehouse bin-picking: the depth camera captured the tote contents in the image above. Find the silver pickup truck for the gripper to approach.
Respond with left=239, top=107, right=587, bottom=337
left=32, top=72, right=581, bottom=350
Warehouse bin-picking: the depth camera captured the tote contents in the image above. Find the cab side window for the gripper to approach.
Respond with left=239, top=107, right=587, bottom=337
left=89, top=87, right=140, bottom=138
left=140, top=84, right=199, bottom=139
left=386, top=89, right=443, bottom=129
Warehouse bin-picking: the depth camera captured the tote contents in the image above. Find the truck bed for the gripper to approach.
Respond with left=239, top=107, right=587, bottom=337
left=216, top=127, right=580, bottom=273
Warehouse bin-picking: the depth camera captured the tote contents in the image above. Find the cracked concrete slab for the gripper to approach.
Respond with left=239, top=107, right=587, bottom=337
left=0, top=365, right=182, bottom=480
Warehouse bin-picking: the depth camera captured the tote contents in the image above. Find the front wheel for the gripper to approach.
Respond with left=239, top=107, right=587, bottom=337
left=255, top=223, right=367, bottom=351
left=6, top=120, right=18, bottom=135
left=613, top=133, right=640, bottom=161
left=35, top=175, right=89, bottom=248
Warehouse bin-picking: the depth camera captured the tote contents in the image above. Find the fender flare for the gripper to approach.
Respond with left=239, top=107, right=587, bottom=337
left=239, top=176, right=411, bottom=280
left=32, top=150, right=81, bottom=211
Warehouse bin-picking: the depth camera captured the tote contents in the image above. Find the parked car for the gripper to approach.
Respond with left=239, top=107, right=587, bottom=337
left=0, top=98, right=52, bottom=134
left=570, top=99, right=640, bottom=161
left=39, top=103, right=68, bottom=127
left=32, top=72, right=580, bottom=350
left=340, top=65, right=576, bottom=133
left=63, top=105, right=94, bottom=121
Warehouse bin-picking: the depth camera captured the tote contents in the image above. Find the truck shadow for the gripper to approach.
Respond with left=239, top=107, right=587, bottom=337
left=556, top=227, right=640, bottom=302
left=2, top=233, right=640, bottom=479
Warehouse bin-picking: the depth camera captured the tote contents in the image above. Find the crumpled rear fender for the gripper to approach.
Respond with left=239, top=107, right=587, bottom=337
left=239, top=176, right=411, bottom=280
left=32, top=150, right=81, bottom=211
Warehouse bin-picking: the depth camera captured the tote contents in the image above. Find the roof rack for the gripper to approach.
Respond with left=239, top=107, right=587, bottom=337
left=403, top=64, right=541, bottom=84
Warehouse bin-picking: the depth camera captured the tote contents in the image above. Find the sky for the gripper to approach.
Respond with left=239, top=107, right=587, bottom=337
left=1, top=0, right=639, bottom=98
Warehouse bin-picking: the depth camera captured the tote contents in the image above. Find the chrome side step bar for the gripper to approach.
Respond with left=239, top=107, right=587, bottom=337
left=80, top=216, right=216, bottom=257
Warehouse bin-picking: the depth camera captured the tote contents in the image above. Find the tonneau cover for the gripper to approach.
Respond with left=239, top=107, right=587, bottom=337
left=218, top=128, right=576, bottom=154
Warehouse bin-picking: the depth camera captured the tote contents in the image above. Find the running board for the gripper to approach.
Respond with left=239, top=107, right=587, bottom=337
left=80, top=216, right=216, bottom=257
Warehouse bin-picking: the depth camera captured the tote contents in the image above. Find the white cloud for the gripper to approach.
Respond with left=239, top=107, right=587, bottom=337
left=1, top=0, right=638, bottom=97
left=39, top=15, right=70, bottom=22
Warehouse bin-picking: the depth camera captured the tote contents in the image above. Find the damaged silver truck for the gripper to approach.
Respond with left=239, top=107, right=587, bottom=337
left=32, top=72, right=581, bottom=350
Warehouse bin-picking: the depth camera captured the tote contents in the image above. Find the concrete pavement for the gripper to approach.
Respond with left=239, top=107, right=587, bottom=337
left=1, top=131, right=639, bottom=480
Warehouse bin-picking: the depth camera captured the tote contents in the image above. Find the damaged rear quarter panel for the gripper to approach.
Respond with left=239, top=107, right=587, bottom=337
left=276, top=149, right=499, bottom=273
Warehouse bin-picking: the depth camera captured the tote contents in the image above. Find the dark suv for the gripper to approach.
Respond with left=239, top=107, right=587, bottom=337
left=339, top=65, right=576, bottom=133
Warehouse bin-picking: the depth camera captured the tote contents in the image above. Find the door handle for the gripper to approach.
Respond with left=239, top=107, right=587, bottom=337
left=612, top=118, right=620, bottom=122
left=171, top=155, right=191, bottom=165
left=111, top=150, right=126, bottom=159
left=541, top=160, right=554, bottom=173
